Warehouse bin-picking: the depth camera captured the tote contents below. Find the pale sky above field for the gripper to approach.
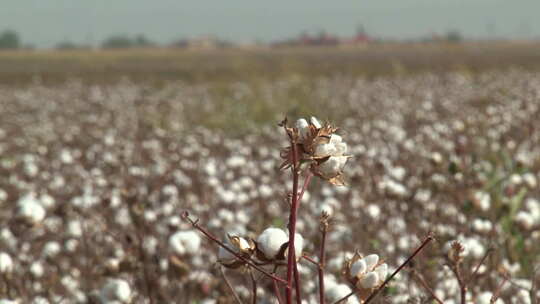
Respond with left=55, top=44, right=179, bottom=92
left=1, top=0, right=539, bottom=48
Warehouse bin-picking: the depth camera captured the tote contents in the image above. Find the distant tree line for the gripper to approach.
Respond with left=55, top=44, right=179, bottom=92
left=0, top=30, right=20, bottom=49
left=101, top=34, right=154, bottom=49
left=0, top=28, right=469, bottom=51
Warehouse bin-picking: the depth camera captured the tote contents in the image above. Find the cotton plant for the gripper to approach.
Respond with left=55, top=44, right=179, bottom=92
left=182, top=117, right=433, bottom=304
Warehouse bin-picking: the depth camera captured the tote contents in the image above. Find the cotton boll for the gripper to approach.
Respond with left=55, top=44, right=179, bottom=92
left=515, top=211, right=535, bottom=229
left=39, top=194, right=55, bottom=210
left=256, top=227, right=288, bottom=260
left=375, top=263, right=388, bottom=281
left=100, top=279, right=132, bottom=303
left=31, top=297, right=49, bottom=304
left=523, top=173, right=537, bottom=188
left=318, top=156, right=348, bottom=178
left=286, top=233, right=304, bottom=259
left=0, top=252, right=13, bottom=274
left=296, top=118, right=310, bottom=141
left=16, top=193, right=46, bottom=225
left=473, top=192, right=491, bottom=211
left=314, top=143, right=338, bottom=158
left=350, top=259, right=367, bottom=278
left=363, top=254, right=379, bottom=270
left=67, top=220, right=83, bottom=237
left=310, top=117, right=322, bottom=129
left=318, top=203, right=333, bottom=217
left=65, top=239, right=79, bottom=253
left=169, top=231, right=201, bottom=256
left=42, top=241, right=61, bottom=258
left=326, top=283, right=352, bottom=303
left=218, top=235, right=252, bottom=264
left=30, top=261, right=44, bottom=278
left=359, top=271, right=379, bottom=289
left=366, top=204, right=381, bottom=219
left=477, top=291, right=503, bottom=304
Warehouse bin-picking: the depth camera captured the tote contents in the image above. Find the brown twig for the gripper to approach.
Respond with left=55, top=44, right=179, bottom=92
left=468, top=247, right=493, bottom=284
left=220, top=266, right=243, bottom=304
left=249, top=267, right=258, bottom=304
left=334, top=233, right=434, bottom=304
left=272, top=265, right=285, bottom=304
left=181, top=211, right=288, bottom=285
left=490, top=274, right=509, bottom=304
left=301, top=254, right=320, bottom=266
left=410, top=269, right=444, bottom=304
left=532, top=266, right=539, bottom=304
left=319, top=212, right=329, bottom=304
left=448, top=260, right=467, bottom=304
left=293, top=252, right=302, bottom=304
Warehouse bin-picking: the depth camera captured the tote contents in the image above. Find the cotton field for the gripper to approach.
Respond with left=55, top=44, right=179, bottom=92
left=0, top=69, right=539, bottom=303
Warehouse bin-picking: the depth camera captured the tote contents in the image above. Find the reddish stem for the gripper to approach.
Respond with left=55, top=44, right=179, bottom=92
left=318, top=219, right=328, bottom=304
left=286, top=141, right=300, bottom=304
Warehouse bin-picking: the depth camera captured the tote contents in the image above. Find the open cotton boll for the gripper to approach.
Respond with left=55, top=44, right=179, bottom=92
left=100, top=279, right=132, bottom=303
left=477, top=291, right=503, bottom=304
left=326, top=283, right=359, bottom=304
left=218, top=235, right=252, bottom=264
left=350, top=259, right=367, bottom=278
left=256, top=227, right=288, bottom=260
left=363, top=254, right=379, bottom=270
left=16, top=194, right=46, bottom=225
left=296, top=118, right=310, bottom=141
left=30, top=261, right=44, bottom=278
left=169, top=231, right=201, bottom=256
left=314, top=134, right=348, bottom=158
left=284, top=233, right=304, bottom=260
left=314, top=143, right=338, bottom=158
left=318, top=156, right=348, bottom=178
left=359, top=272, right=379, bottom=289
left=310, top=117, right=322, bottom=129
left=375, top=263, right=388, bottom=281
left=0, top=252, right=13, bottom=274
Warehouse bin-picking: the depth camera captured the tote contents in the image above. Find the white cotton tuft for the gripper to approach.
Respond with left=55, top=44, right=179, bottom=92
left=318, top=156, right=348, bottom=178
left=310, top=117, right=322, bottom=129
left=296, top=118, right=310, bottom=141
left=350, top=259, right=367, bottom=278
left=256, top=227, right=288, bottom=260
left=169, top=231, right=201, bottom=256
left=363, top=254, right=379, bottom=271
left=100, top=279, right=132, bottom=303
left=359, top=271, right=379, bottom=289
left=16, top=193, right=46, bottom=225
left=0, top=252, right=13, bottom=274
left=375, top=263, right=388, bottom=281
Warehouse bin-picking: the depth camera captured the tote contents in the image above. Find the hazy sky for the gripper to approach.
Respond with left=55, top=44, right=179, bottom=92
left=1, top=0, right=539, bottom=48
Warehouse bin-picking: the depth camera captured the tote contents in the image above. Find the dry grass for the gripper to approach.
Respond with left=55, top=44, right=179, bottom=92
left=1, top=41, right=540, bottom=86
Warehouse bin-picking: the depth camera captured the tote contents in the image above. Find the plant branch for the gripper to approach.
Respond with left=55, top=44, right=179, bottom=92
left=272, top=265, right=285, bottom=304
left=220, top=267, right=243, bottom=304
left=301, top=254, right=320, bottom=266
left=181, top=211, right=288, bottom=285
left=319, top=213, right=329, bottom=304
left=448, top=260, right=467, bottom=304
left=293, top=252, right=302, bottom=304
left=467, top=247, right=493, bottom=284
left=249, top=267, right=258, bottom=304
left=410, top=269, right=444, bottom=304
left=286, top=138, right=300, bottom=304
